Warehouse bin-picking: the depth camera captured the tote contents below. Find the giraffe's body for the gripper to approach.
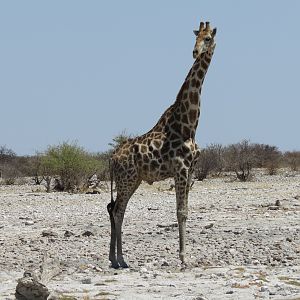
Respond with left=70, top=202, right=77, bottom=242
left=108, top=22, right=216, bottom=268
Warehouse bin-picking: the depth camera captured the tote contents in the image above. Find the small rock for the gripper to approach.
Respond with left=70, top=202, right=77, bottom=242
left=268, top=206, right=279, bottom=210
left=161, top=261, right=169, bottom=267
left=275, top=200, right=281, bottom=206
left=229, top=248, right=237, bottom=255
left=286, top=237, right=293, bottom=242
left=82, top=230, right=94, bottom=237
left=148, top=207, right=159, bottom=211
left=47, top=292, right=59, bottom=300
left=140, top=267, right=148, bottom=273
left=82, top=278, right=92, bottom=284
left=24, top=221, right=34, bottom=226
left=269, top=290, right=276, bottom=296
left=19, top=216, right=31, bottom=220
left=41, top=230, right=58, bottom=238
left=260, top=286, right=269, bottom=293
left=204, top=223, right=214, bottom=229
left=15, top=276, right=50, bottom=300
left=93, top=266, right=103, bottom=272
left=64, top=230, right=74, bottom=237
left=225, top=291, right=234, bottom=294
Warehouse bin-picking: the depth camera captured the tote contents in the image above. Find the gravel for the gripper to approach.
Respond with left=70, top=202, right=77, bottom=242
left=0, top=170, right=300, bottom=299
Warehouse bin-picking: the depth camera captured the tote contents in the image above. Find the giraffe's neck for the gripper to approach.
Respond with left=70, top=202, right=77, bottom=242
left=152, top=48, right=214, bottom=140
left=177, top=49, right=213, bottom=101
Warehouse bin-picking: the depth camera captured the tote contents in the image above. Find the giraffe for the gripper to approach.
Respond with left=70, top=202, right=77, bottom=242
left=107, top=21, right=217, bottom=268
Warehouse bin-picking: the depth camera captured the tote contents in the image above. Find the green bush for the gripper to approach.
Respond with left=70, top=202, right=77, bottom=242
left=41, top=142, right=104, bottom=192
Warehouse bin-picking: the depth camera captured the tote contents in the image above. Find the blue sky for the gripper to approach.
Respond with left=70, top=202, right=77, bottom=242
left=1, top=1, right=299, bottom=155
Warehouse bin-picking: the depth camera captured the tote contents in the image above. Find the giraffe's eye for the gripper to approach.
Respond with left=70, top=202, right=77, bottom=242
left=205, top=37, right=211, bottom=42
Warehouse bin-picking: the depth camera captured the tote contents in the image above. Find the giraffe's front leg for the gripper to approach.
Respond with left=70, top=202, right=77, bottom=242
left=175, top=169, right=189, bottom=264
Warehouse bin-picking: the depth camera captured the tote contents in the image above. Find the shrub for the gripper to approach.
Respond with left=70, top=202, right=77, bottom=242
left=252, top=143, right=282, bottom=175
left=26, top=155, right=44, bottom=184
left=40, top=142, right=104, bottom=192
left=263, top=146, right=282, bottom=175
left=0, top=147, right=43, bottom=184
left=224, top=140, right=256, bottom=181
left=283, top=151, right=300, bottom=171
left=0, top=145, right=18, bottom=183
left=0, top=145, right=16, bottom=162
left=195, top=144, right=224, bottom=181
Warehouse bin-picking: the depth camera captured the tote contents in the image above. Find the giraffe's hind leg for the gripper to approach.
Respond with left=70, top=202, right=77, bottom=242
left=114, top=200, right=129, bottom=268
left=107, top=201, right=118, bottom=268
left=109, top=177, right=141, bottom=268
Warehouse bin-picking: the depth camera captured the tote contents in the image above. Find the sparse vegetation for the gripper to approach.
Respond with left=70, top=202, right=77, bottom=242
left=0, top=139, right=299, bottom=188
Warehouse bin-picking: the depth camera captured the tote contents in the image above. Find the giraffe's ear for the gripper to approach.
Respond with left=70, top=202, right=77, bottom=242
left=193, top=30, right=199, bottom=36
left=212, top=28, right=217, bottom=37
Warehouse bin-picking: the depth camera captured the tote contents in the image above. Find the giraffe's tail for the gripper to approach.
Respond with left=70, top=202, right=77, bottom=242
left=107, top=158, right=115, bottom=214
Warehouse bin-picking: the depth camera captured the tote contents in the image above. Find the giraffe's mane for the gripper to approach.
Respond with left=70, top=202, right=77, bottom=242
left=148, top=103, right=175, bottom=132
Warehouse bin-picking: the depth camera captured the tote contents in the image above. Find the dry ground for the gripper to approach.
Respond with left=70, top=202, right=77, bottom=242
left=0, top=170, right=300, bottom=299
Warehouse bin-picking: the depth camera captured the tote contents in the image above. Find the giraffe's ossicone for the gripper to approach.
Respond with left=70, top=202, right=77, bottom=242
left=107, top=21, right=217, bottom=268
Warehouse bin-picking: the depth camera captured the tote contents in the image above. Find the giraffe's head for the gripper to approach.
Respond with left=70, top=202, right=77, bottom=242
left=193, top=21, right=217, bottom=59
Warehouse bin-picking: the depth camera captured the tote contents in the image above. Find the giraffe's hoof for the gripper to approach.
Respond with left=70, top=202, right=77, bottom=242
left=110, top=261, right=120, bottom=269
left=118, top=261, right=129, bottom=268
left=180, top=262, right=188, bottom=271
left=179, top=253, right=186, bottom=264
